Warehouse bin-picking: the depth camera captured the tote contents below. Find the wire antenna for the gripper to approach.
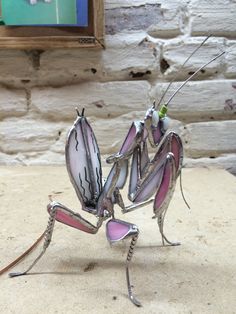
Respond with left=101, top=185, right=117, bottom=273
left=165, top=50, right=225, bottom=107
left=157, top=35, right=212, bottom=108
left=75, top=107, right=80, bottom=116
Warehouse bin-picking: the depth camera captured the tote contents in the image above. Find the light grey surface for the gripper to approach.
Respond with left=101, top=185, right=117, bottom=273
left=0, top=166, right=236, bottom=313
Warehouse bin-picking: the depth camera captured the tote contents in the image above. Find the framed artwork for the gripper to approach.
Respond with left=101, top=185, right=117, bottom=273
left=0, top=0, right=104, bottom=48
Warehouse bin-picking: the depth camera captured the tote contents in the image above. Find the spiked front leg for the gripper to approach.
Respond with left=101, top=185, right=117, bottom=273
left=153, top=154, right=180, bottom=246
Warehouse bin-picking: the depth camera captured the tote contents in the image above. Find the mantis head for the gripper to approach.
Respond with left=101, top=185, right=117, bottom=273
left=144, top=102, right=171, bottom=146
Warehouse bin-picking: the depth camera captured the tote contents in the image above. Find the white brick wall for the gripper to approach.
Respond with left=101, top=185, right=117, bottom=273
left=0, top=0, right=236, bottom=175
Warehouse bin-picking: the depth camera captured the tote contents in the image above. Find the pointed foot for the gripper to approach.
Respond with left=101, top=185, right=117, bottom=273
left=9, top=272, right=27, bottom=278
left=129, top=293, right=142, bottom=307
left=161, top=235, right=181, bottom=247
left=162, top=240, right=181, bottom=247
left=170, top=241, right=181, bottom=246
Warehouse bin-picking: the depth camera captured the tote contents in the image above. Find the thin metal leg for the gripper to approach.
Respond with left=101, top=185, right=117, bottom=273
left=9, top=206, right=57, bottom=277
left=122, top=198, right=154, bottom=214
left=126, top=233, right=141, bottom=307
left=157, top=215, right=180, bottom=247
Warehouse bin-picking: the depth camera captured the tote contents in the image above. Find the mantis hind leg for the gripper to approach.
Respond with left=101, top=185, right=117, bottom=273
left=9, top=202, right=98, bottom=278
left=9, top=204, right=57, bottom=277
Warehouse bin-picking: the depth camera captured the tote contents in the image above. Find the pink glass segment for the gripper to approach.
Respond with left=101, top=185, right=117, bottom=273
left=106, top=220, right=131, bottom=242
left=48, top=206, right=94, bottom=234
left=135, top=165, right=164, bottom=203
left=154, top=161, right=171, bottom=209
left=152, top=123, right=162, bottom=145
left=171, top=136, right=180, bottom=172
left=120, top=124, right=136, bottom=154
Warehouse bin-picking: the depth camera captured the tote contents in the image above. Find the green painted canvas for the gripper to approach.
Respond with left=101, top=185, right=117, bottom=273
left=1, top=0, right=77, bottom=25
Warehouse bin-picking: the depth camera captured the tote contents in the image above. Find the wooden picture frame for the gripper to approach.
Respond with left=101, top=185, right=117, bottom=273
left=0, top=0, right=104, bottom=49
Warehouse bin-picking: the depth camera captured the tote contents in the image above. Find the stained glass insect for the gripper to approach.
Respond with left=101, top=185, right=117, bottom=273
left=7, top=37, right=225, bottom=306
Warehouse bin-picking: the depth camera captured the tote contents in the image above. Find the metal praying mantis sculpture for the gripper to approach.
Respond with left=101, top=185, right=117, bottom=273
left=7, top=38, right=225, bottom=307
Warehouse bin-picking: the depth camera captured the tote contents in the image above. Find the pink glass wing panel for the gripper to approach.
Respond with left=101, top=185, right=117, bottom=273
left=106, top=220, right=131, bottom=242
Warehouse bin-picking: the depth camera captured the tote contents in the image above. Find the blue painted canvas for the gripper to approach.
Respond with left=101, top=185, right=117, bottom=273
left=77, top=0, right=88, bottom=27
left=0, top=0, right=88, bottom=27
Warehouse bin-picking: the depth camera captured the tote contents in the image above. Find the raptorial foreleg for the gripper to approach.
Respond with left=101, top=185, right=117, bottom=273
left=153, top=153, right=180, bottom=246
